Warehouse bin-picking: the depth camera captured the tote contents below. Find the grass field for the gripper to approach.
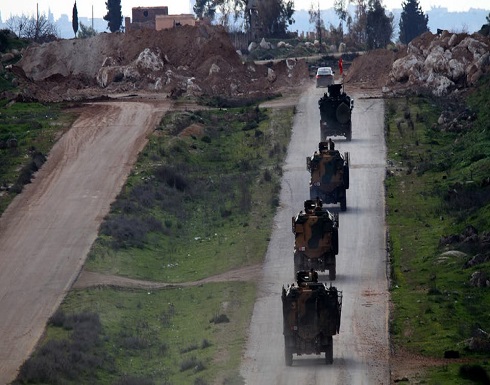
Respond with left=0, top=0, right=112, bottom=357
left=385, top=76, right=490, bottom=383
left=14, top=103, right=295, bottom=385
left=0, top=100, right=76, bottom=212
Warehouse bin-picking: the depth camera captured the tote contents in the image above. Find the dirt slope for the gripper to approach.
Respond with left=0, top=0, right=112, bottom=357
left=13, top=25, right=309, bottom=102
left=0, top=100, right=169, bottom=384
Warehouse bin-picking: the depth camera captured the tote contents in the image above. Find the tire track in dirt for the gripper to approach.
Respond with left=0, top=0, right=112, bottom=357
left=72, top=264, right=263, bottom=290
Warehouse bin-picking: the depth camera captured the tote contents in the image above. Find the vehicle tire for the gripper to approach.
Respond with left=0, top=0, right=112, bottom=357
left=345, top=122, right=352, bottom=141
left=294, top=253, right=302, bottom=274
left=340, top=195, right=346, bottom=212
left=329, top=265, right=336, bottom=281
left=331, top=228, right=339, bottom=255
left=285, top=347, right=293, bottom=366
left=325, top=336, right=333, bottom=364
left=343, top=166, right=349, bottom=189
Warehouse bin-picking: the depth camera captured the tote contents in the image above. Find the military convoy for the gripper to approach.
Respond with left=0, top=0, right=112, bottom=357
left=307, top=140, right=350, bottom=211
left=280, top=74, right=353, bottom=367
left=318, top=83, right=354, bottom=141
left=292, top=199, right=339, bottom=280
left=282, top=270, right=342, bottom=365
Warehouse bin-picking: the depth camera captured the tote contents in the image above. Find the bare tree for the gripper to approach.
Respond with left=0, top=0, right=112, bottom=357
left=309, top=2, right=325, bottom=44
left=6, top=14, right=58, bottom=42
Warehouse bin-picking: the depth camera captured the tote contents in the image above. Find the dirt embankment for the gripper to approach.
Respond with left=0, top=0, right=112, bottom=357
left=12, top=24, right=309, bottom=102
left=344, top=31, right=490, bottom=97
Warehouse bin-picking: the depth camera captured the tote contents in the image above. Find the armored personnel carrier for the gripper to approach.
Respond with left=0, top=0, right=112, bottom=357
left=318, top=83, right=354, bottom=141
left=292, top=199, right=339, bottom=280
left=307, top=140, right=349, bottom=211
left=282, top=270, right=342, bottom=365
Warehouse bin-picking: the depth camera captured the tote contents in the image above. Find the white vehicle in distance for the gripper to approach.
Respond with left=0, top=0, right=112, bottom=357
left=316, top=67, right=335, bottom=88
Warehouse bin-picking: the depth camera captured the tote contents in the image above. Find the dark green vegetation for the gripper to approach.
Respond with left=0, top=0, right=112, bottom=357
left=386, top=76, right=490, bottom=383
left=0, top=30, right=73, bottom=213
left=399, top=0, right=429, bottom=45
left=87, top=105, right=292, bottom=282
left=0, top=29, right=29, bottom=54
left=0, top=100, right=74, bottom=213
left=103, top=0, right=123, bottom=33
left=14, top=283, right=255, bottom=385
left=16, top=104, right=294, bottom=384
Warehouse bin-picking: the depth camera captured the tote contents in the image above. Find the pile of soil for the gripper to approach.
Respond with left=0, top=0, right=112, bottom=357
left=12, top=25, right=310, bottom=102
left=344, top=49, right=396, bottom=90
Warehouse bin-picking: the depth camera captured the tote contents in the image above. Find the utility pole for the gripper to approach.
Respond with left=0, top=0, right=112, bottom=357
left=35, top=3, right=39, bottom=41
left=317, top=1, right=322, bottom=49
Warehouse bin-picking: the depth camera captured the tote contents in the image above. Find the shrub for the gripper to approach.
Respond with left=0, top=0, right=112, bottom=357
left=15, top=311, right=113, bottom=385
left=180, top=357, right=199, bottom=372
left=210, top=314, right=229, bottom=324
left=120, top=336, right=149, bottom=350
left=154, top=165, right=188, bottom=192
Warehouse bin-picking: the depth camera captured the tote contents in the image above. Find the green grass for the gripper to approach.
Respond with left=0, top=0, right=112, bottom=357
left=386, top=77, right=490, bottom=383
left=0, top=100, right=77, bottom=212
left=16, top=104, right=294, bottom=384
left=15, top=282, right=255, bottom=385
left=85, top=106, right=293, bottom=282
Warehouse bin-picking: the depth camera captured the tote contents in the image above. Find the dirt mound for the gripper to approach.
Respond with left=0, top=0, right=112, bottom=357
left=13, top=25, right=309, bottom=102
left=344, top=49, right=395, bottom=90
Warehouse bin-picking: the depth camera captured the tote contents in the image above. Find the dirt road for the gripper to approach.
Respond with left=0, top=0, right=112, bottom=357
left=0, top=100, right=169, bottom=384
left=240, top=85, right=390, bottom=384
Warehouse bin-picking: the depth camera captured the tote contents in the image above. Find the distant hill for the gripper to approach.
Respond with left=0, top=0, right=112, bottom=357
left=290, top=6, right=489, bottom=38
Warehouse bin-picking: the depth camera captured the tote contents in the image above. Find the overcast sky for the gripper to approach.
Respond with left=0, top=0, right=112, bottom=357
left=1, top=1, right=489, bottom=20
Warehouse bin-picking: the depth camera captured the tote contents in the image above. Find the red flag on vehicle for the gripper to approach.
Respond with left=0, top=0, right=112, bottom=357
left=338, top=57, right=343, bottom=75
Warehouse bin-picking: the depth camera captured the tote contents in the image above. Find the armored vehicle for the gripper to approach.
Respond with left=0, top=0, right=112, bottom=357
left=318, top=83, right=354, bottom=141
left=292, top=199, right=339, bottom=280
left=282, top=270, right=342, bottom=365
left=307, top=140, right=350, bottom=211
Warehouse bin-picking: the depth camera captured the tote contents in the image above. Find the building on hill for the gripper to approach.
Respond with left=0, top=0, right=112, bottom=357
left=125, top=6, right=195, bottom=32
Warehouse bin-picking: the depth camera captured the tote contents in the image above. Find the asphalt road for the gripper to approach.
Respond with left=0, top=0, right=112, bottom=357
left=240, top=84, right=390, bottom=384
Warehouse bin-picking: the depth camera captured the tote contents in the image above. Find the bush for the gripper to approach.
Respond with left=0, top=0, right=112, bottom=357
left=154, top=165, right=188, bottom=192
left=100, top=215, right=162, bottom=249
left=120, top=336, right=149, bottom=350
left=15, top=311, right=113, bottom=385
left=210, top=313, right=229, bottom=324
left=180, top=356, right=204, bottom=372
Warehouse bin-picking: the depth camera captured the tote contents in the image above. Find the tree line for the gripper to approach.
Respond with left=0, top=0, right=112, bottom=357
left=3, top=0, right=490, bottom=47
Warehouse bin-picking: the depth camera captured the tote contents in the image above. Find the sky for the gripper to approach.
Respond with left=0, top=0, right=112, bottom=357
left=0, top=0, right=489, bottom=20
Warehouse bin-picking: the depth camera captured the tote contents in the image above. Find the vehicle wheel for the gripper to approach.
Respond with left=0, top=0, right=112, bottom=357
left=346, top=129, right=352, bottom=141
left=294, top=253, right=302, bottom=275
left=343, top=166, right=349, bottom=189
left=332, top=228, right=339, bottom=255
left=340, top=195, right=347, bottom=212
left=285, top=347, right=293, bottom=366
left=329, top=265, right=336, bottom=281
left=325, top=337, right=333, bottom=364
